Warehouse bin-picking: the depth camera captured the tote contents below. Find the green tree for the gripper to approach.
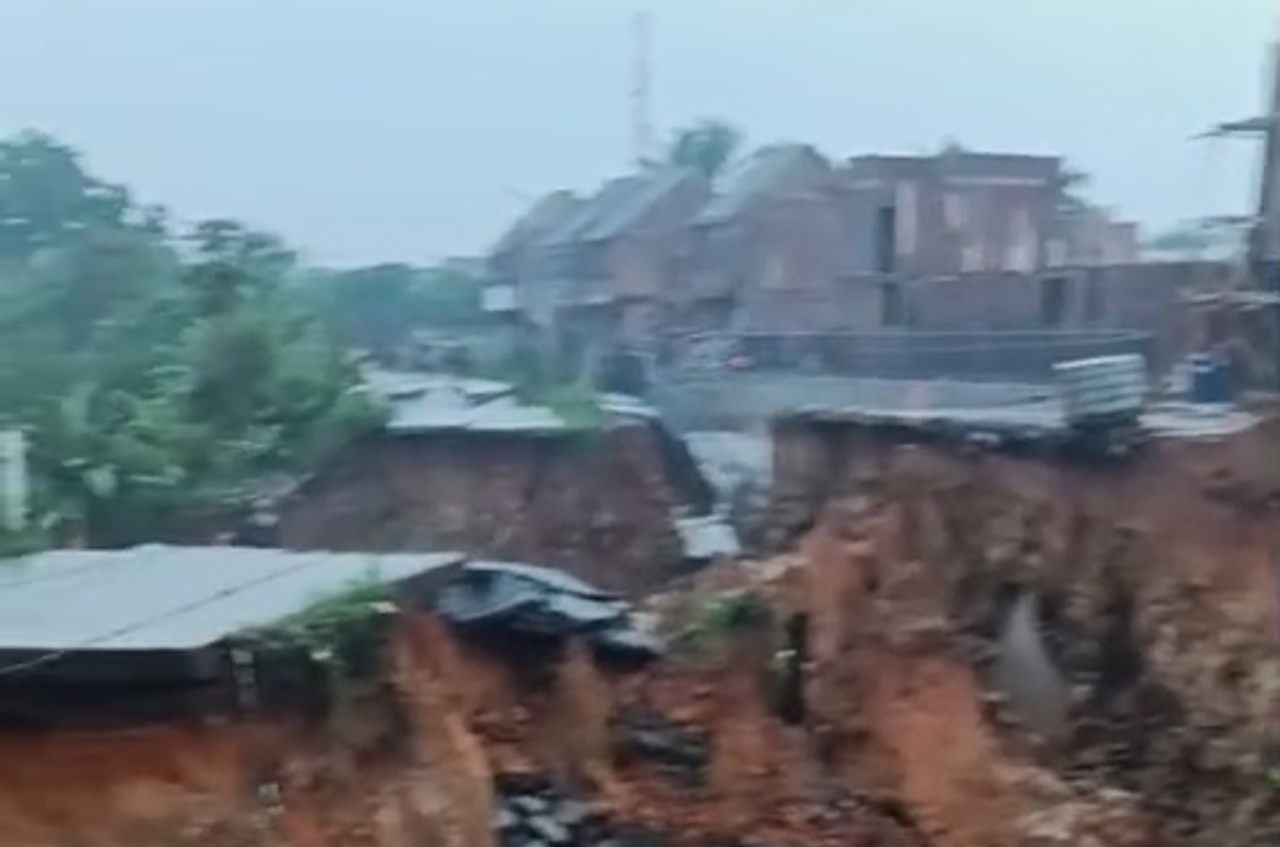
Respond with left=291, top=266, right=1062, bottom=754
left=0, top=132, right=381, bottom=548
left=0, top=130, right=132, bottom=260
left=306, top=263, right=485, bottom=359
left=666, top=118, right=743, bottom=180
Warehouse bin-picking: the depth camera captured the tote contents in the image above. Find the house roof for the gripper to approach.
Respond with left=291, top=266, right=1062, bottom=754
left=694, top=145, right=819, bottom=226
left=577, top=166, right=697, bottom=243
left=0, top=546, right=464, bottom=657
left=490, top=190, right=583, bottom=257
left=545, top=166, right=699, bottom=247
left=543, top=176, right=646, bottom=247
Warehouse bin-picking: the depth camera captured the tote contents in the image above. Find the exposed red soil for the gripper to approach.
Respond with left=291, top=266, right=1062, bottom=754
left=5, top=417, right=1280, bottom=846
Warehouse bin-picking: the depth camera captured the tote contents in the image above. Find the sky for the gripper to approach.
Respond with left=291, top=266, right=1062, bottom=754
left=0, top=1, right=1274, bottom=266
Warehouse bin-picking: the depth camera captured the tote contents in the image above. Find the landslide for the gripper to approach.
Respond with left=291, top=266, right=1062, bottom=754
left=755, top=416, right=1280, bottom=846
left=11, top=421, right=1280, bottom=847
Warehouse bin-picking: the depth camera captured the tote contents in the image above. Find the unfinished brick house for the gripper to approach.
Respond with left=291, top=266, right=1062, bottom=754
left=486, top=190, right=584, bottom=325
left=843, top=148, right=1067, bottom=277
left=676, top=145, right=847, bottom=333
left=841, top=147, right=1139, bottom=276
left=514, top=167, right=711, bottom=368
left=489, top=145, right=1159, bottom=368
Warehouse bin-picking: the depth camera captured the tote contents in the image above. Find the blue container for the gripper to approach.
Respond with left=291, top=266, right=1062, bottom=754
left=1190, top=355, right=1233, bottom=404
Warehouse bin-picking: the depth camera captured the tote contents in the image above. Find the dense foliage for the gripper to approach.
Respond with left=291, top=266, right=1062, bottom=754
left=667, top=119, right=744, bottom=180
left=0, top=131, right=385, bottom=547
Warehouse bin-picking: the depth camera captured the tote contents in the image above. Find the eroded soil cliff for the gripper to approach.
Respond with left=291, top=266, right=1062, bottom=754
left=6, top=418, right=1280, bottom=847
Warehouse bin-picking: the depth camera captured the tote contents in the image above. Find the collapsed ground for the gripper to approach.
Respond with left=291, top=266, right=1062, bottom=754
left=6, top=413, right=1280, bottom=847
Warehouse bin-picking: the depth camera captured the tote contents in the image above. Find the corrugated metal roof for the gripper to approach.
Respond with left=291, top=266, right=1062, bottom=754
left=435, top=560, right=659, bottom=658
left=577, top=166, right=695, bottom=243
left=384, top=388, right=570, bottom=435
left=0, top=546, right=464, bottom=653
left=360, top=369, right=572, bottom=435
left=544, top=177, right=645, bottom=247
left=694, top=146, right=809, bottom=226
left=490, top=191, right=583, bottom=256
left=362, top=368, right=513, bottom=403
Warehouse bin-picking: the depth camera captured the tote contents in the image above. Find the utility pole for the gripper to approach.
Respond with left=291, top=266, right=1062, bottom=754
left=631, top=10, right=654, bottom=169
left=1252, top=40, right=1280, bottom=288
left=1196, top=38, right=1280, bottom=289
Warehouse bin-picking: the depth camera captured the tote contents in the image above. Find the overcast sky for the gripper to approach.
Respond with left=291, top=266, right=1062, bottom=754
left=0, top=1, right=1274, bottom=265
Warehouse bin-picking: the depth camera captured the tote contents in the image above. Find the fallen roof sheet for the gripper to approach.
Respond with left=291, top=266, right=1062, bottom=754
left=675, top=516, right=742, bottom=561
left=436, top=560, right=661, bottom=660
left=0, top=546, right=464, bottom=654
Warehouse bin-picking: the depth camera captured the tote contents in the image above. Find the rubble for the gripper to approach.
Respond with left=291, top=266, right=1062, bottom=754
left=437, top=560, right=663, bottom=662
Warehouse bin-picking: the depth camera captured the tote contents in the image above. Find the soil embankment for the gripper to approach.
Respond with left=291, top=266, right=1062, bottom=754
left=6, top=415, right=1279, bottom=846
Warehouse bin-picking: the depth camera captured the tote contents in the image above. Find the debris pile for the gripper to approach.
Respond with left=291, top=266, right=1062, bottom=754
left=438, top=560, right=662, bottom=661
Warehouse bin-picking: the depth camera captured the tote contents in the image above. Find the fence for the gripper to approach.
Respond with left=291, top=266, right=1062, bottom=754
left=665, top=329, right=1154, bottom=384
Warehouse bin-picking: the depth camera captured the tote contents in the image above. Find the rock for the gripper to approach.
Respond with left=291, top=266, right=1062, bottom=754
left=555, top=799, right=591, bottom=827
left=527, top=814, right=571, bottom=845
left=511, top=795, right=552, bottom=816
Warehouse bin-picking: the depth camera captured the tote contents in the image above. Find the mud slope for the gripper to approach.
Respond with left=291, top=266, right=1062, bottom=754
left=759, top=413, right=1280, bottom=845
left=8, top=419, right=1279, bottom=846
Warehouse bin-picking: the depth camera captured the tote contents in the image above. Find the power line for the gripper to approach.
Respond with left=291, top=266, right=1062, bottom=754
left=0, top=556, right=319, bottom=679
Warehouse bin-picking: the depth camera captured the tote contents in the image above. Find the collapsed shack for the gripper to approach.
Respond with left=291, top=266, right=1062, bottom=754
left=437, top=559, right=663, bottom=667
left=0, top=545, right=662, bottom=847
left=235, top=371, right=732, bottom=596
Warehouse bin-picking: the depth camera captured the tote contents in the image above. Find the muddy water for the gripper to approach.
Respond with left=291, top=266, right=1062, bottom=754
left=995, top=590, right=1070, bottom=742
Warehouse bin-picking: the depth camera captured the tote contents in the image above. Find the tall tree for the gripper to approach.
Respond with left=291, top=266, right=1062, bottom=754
left=0, top=130, right=132, bottom=260
left=666, top=118, right=743, bottom=180
left=0, top=131, right=380, bottom=547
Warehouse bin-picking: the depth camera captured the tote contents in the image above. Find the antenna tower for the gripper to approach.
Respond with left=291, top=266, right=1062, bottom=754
left=631, top=10, right=653, bottom=168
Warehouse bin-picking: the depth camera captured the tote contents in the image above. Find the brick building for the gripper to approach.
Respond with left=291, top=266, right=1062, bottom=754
left=486, top=145, right=1164, bottom=364
left=679, top=145, right=847, bottom=333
